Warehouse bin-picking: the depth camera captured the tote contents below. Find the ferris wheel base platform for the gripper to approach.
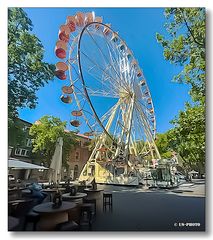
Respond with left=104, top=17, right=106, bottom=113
left=95, top=176, right=139, bottom=186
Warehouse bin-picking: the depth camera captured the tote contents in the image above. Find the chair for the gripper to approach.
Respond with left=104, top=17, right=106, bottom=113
left=103, top=192, right=113, bottom=211
left=10, top=199, right=34, bottom=218
left=23, top=210, right=40, bottom=231
left=79, top=203, right=93, bottom=230
left=83, top=198, right=96, bottom=216
left=55, top=220, right=79, bottom=231
left=22, top=198, right=43, bottom=230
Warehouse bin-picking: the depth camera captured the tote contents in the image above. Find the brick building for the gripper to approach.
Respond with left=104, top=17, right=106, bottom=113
left=8, top=118, right=92, bottom=181
left=63, top=133, right=91, bottom=181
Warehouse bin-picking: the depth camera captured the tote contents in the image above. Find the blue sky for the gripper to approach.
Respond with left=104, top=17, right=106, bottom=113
left=19, top=8, right=191, bottom=133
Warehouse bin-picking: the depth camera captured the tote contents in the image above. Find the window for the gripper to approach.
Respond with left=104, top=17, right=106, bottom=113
left=15, top=148, right=29, bottom=157
left=26, top=138, right=32, bottom=147
left=25, top=150, right=29, bottom=156
left=21, top=149, right=26, bottom=156
left=15, top=148, right=21, bottom=155
left=75, top=152, right=80, bottom=161
left=22, top=125, right=30, bottom=132
left=74, top=165, right=78, bottom=179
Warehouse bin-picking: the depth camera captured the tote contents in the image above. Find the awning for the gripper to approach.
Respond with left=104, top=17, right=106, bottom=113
left=188, top=170, right=198, bottom=174
left=8, top=158, right=48, bottom=170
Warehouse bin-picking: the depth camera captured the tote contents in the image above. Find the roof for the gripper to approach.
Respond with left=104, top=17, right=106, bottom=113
left=17, top=118, right=32, bottom=126
left=8, top=158, right=48, bottom=170
left=76, top=133, right=91, bottom=140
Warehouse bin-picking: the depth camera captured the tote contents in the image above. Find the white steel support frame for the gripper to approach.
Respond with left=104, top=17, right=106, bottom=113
left=79, top=100, right=120, bottom=181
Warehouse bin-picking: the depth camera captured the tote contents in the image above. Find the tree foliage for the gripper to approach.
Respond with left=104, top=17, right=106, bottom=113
left=155, top=133, right=173, bottom=159
left=155, top=8, right=206, bottom=173
left=154, top=103, right=205, bottom=172
left=167, top=104, right=205, bottom=172
left=8, top=8, right=55, bottom=123
left=156, top=8, right=205, bottom=104
left=29, top=116, right=77, bottom=167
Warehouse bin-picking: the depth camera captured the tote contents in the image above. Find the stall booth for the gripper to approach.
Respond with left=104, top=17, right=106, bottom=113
left=151, top=159, right=179, bottom=188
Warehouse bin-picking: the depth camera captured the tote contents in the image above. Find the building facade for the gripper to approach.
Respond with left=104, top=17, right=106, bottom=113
left=64, top=133, right=91, bottom=181
left=8, top=119, right=35, bottom=180
left=8, top=118, right=92, bottom=182
left=9, top=118, right=33, bottom=161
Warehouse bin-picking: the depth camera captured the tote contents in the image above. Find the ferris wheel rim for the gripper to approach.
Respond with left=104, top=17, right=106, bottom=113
left=76, top=21, right=156, bottom=143
left=77, top=22, right=119, bottom=144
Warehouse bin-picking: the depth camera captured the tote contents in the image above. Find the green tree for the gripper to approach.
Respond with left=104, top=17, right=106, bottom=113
left=156, top=8, right=206, bottom=173
left=8, top=8, right=55, bottom=124
left=29, top=116, right=77, bottom=167
left=167, top=104, right=205, bottom=173
left=155, top=133, right=173, bottom=159
left=156, top=8, right=205, bottom=104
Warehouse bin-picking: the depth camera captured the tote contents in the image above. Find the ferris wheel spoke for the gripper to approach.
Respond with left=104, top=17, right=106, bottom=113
left=112, top=106, right=122, bottom=137
left=85, top=28, right=112, bottom=67
left=130, top=66, right=138, bottom=86
left=84, top=29, right=122, bottom=88
left=85, top=28, right=131, bottom=92
left=103, top=36, right=122, bottom=67
left=86, top=68, right=119, bottom=98
left=132, top=110, right=147, bottom=142
left=86, top=65, right=119, bottom=96
left=134, top=102, right=154, bottom=141
left=86, top=88, right=118, bottom=98
left=79, top=49, right=122, bottom=93
left=103, top=34, right=139, bottom=89
left=102, top=33, right=128, bottom=75
left=90, top=101, right=119, bottom=131
left=133, top=108, right=150, bottom=149
left=137, top=98, right=152, bottom=113
left=103, top=38, right=129, bottom=88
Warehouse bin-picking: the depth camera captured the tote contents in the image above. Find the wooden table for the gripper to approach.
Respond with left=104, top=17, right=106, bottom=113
left=84, top=188, right=103, bottom=200
left=8, top=216, right=19, bottom=231
left=33, top=201, right=76, bottom=230
left=84, top=188, right=103, bottom=193
left=41, top=188, right=66, bottom=201
left=62, top=192, right=87, bottom=203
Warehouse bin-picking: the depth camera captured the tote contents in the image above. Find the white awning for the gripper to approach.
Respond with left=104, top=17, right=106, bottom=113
left=188, top=170, right=198, bottom=174
left=8, top=158, right=48, bottom=170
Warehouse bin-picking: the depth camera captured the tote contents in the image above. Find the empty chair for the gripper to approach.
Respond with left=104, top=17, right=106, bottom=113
left=79, top=203, right=93, bottom=230
left=83, top=198, right=96, bottom=216
left=55, top=220, right=79, bottom=231
left=103, top=192, right=113, bottom=212
left=23, top=210, right=40, bottom=231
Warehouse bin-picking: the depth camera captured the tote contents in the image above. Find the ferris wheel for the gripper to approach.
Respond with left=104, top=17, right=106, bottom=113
left=55, top=12, right=161, bottom=185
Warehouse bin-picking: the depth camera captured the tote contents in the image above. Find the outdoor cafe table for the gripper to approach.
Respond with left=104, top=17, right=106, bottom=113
left=84, top=188, right=103, bottom=200
left=62, top=192, right=87, bottom=203
left=33, top=201, right=76, bottom=230
left=42, top=188, right=66, bottom=201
